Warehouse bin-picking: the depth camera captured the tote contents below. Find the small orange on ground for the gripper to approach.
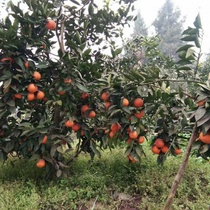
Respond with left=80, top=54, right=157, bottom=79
left=27, top=83, right=38, bottom=93
left=197, top=99, right=206, bottom=107
left=155, top=138, right=165, bottom=148
left=134, top=110, right=145, bottom=119
left=151, top=145, right=161, bottom=154
left=41, top=135, right=48, bottom=144
left=109, top=131, right=115, bottom=138
left=133, top=98, right=144, bottom=108
left=14, top=93, right=22, bottom=99
left=129, top=131, right=138, bottom=139
left=81, top=92, right=89, bottom=100
left=36, top=159, right=46, bottom=168
left=72, top=123, right=81, bottom=132
left=32, top=71, right=41, bottom=81
left=1, top=57, right=13, bottom=62
left=88, top=110, right=96, bottom=118
left=174, top=148, right=182, bottom=155
left=36, top=91, right=45, bottom=100
left=101, top=91, right=109, bottom=101
left=81, top=105, right=90, bottom=113
left=65, top=120, right=74, bottom=128
left=27, top=93, right=35, bottom=101
left=64, top=78, right=72, bottom=84
left=111, top=123, right=121, bottom=132
left=24, top=61, right=29, bottom=69
left=46, top=19, right=56, bottom=30
left=105, top=101, right=111, bottom=109
left=138, top=136, right=145, bottom=144
left=122, top=98, right=129, bottom=106
left=198, top=131, right=210, bottom=144
left=161, top=145, right=169, bottom=153
left=58, top=91, right=65, bottom=95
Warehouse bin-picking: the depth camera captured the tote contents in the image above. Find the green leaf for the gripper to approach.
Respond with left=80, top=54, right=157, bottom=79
left=181, top=35, right=196, bottom=42
left=176, top=44, right=194, bottom=53
left=75, top=83, right=89, bottom=92
left=195, top=108, right=206, bottom=121
left=6, top=99, right=15, bottom=107
left=193, top=14, right=202, bottom=29
left=3, top=141, right=15, bottom=153
left=56, top=100, right=62, bottom=106
left=3, top=78, right=11, bottom=89
left=56, top=169, right=62, bottom=177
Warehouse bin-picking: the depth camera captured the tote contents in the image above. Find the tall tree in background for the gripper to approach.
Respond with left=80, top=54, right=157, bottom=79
left=153, top=0, right=185, bottom=59
left=132, top=11, right=148, bottom=37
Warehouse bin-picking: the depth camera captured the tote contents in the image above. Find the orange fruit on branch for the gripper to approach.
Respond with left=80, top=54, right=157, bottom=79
left=36, top=91, right=45, bottom=100
left=105, top=101, right=111, bottom=109
left=27, top=83, right=38, bottom=93
left=134, top=110, right=145, bottom=119
left=155, top=138, right=165, bottom=148
left=101, top=91, right=109, bottom=101
left=27, top=93, right=35, bottom=101
left=41, top=135, right=48, bottom=144
left=46, top=19, right=56, bottom=30
left=197, top=99, right=206, bottom=107
left=151, top=145, right=161, bottom=154
left=81, top=105, right=90, bottom=113
left=64, top=78, right=72, bottom=84
left=14, top=93, right=22, bottom=99
left=32, top=71, right=41, bottom=81
left=138, top=136, right=145, bottom=144
left=88, top=110, right=96, bottom=118
left=58, top=91, right=65, bottom=95
left=122, top=98, right=129, bottom=106
left=129, top=131, right=138, bottom=139
left=111, top=123, right=121, bottom=132
left=133, top=98, right=144, bottom=108
left=81, top=92, right=89, bottom=100
left=36, top=159, right=46, bottom=168
left=161, top=145, right=169, bottom=153
left=198, top=131, right=210, bottom=144
left=109, top=131, right=115, bottom=138
left=65, top=120, right=74, bottom=128
left=1, top=57, right=13, bottom=62
left=72, top=123, right=81, bottom=132
left=174, top=148, right=182, bottom=155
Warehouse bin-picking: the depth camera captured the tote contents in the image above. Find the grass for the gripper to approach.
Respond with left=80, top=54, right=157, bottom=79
left=0, top=144, right=210, bottom=210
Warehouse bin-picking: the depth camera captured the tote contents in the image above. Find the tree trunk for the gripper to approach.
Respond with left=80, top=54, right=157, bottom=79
left=164, top=124, right=198, bottom=210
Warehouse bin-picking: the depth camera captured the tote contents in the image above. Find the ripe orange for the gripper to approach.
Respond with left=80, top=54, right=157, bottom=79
left=46, top=19, right=56, bottom=30
left=174, top=148, right=182, bottom=155
left=58, top=91, right=65, bottom=95
left=32, top=71, right=41, bottom=81
left=197, top=99, right=206, bottom=107
left=36, top=159, right=46, bottom=168
left=133, top=98, right=144, bottom=108
left=126, top=138, right=133, bottom=144
left=81, top=92, right=89, bottom=100
left=134, top=110, right=145, bottom=119
left=101, top=92, right=109, bottom=101
left=64, top=78, right=72, bottom=84
left=161, top=145, right=169, bottom=153
left=24, top=61, right=29, bottom=69
left=1, top=57, right=13, bottom=62
left=81, top=105, right=90, bottom=113
left=88, top=110, right=96, bottom=118
left=122, top=98, right=129, bottom=106
left=65, top=120, right=74, bottom=128
left=72, top=123, right=81, bottom=132
left=199, top=131, right=210, bottom=144
left=27, top=83, right=38, bottom=93
left=129, top=131, right=138, bottom=139
left=105, top=101, right=111, bottom=109
left=14, top=93, right=22, bottom=99
left=36, top=91, right=45, bottom=100
left=127, top=155, right=136, bottom=163
left=138, top=136, right=145, bottom=144
left=109, top=131, right=115, bottom=138
left=151, top=145, right=161, bottom=154
left=155, top=138, right=165, bottom=148
left=41, top=135, right=48, bottom=144
left=111, top=123, right=121, bottom=132
left=81, top=129, right=85, bottom=136
left=27, top=93, right=35, bottom=101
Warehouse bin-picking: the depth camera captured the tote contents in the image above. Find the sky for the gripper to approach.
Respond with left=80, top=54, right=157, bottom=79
left=131, top=0, right=210, bottom=54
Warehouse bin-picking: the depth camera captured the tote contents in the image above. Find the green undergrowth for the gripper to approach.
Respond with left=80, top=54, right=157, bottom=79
left=0, top=145, right=209, bottom=210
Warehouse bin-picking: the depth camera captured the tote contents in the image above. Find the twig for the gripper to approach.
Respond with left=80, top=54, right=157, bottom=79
left=163, top=124, right=198, bottom=210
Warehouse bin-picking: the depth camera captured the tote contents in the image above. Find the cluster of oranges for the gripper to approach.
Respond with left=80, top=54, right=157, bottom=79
left=151, top=138, right=182, bottom=155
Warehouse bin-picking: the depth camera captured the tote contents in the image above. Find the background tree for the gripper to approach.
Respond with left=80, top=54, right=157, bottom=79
left=132, top=11, right=148, bottom=37
left=153, top=0, right=185, bottom=59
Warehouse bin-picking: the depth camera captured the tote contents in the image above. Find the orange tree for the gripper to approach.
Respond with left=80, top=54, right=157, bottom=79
left=0, top=0, right=209, bottom=180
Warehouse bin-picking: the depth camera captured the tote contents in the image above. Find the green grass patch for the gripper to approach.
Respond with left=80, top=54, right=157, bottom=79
left=0, top=145, right=209, bottom=209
